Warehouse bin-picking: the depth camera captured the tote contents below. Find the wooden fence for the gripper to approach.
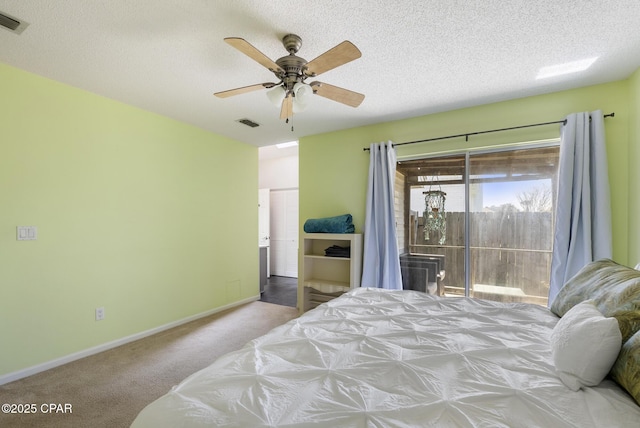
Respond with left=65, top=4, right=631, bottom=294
left=408, top=211, right=552, bottom=305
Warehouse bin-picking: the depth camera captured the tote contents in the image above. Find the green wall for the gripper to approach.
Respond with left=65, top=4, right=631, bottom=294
left=301, top=76, right=637, bottom=266
left=0, top=63, right=258, bottom=377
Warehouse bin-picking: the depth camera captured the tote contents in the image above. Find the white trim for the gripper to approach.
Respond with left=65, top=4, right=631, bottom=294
left=0, top=295, right=259, bottom=385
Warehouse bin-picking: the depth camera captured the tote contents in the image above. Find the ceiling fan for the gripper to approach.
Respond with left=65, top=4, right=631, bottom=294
left=214, top=34, right=364, bottom=121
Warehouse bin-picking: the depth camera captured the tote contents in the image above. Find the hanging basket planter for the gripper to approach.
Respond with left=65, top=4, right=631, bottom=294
left=423, top=190, right=447, bottom=245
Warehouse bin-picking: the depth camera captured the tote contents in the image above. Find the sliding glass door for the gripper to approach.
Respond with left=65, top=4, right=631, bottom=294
left=396, top=144, right=559, bottom=306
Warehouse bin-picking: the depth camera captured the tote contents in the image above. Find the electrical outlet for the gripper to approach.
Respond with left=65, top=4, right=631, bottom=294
left=95, top=307, right=105, bottom=321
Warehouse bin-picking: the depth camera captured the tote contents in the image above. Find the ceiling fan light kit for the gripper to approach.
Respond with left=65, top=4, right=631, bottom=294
left=267, top=86, right=286, bottom=106
left=214, top=33, right=364, bottom=122
left=292, top=82, right=313, bottom=112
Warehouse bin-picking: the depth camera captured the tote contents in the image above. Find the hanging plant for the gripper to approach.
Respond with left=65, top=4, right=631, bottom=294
left=423, top=189, right=447, bottom=245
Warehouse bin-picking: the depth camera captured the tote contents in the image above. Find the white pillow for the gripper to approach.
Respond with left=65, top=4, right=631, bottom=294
left=550, top=300, right=622, bottom=391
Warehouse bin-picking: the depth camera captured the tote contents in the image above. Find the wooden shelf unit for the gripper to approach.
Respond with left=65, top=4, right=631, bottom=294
left=298, top=233, right=363, bottom=314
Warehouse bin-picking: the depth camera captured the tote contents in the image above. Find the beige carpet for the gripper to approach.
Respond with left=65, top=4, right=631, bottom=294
left=0, top=301, right=299, bottom=428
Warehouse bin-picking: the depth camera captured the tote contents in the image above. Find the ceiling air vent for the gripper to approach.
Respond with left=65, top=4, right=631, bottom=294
left=0, top=11, right=29, bottom=34
left=237, top=118, right=260, bottom=128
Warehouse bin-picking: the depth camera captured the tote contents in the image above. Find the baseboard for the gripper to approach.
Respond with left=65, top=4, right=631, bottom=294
left=0, top=295, right=260, bottom=386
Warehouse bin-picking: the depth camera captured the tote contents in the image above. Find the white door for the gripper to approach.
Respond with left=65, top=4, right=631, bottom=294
left=258, top=188, right=270, bottom=277
left=270, top=189, right=298, bottom=277
left=259, top=188, right=270, bottom=246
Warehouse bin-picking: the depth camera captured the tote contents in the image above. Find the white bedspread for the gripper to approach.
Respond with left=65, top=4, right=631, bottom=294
left=131, top=288, right=640, bottom=427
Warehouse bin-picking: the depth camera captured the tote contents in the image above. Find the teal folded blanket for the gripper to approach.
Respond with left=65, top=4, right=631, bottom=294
left=304, top=214, right=354, bottom=233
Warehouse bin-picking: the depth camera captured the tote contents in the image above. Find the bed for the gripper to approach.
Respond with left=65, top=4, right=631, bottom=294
left=131, top=259, right=640, bottom=427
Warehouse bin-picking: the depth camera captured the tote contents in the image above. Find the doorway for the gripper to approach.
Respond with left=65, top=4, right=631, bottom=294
left=258, top=143, right=299, bottom=307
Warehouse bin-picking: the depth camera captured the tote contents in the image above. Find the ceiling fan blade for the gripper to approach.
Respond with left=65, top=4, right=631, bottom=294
left=310, top=81, right=365, bottom=107
left=224, top=37, right=284, bottom=73
left=214, top=83, right=274, bottom=98
left=280, top=93, right=293, bottom=120
left=305, top=41, right=361, bottom=76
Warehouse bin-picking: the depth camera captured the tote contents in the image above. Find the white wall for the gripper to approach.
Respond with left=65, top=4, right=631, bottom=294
left=259, top=145, right=298, bottom=189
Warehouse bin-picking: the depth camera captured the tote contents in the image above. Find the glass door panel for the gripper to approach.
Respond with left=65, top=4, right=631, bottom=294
left=397, top=154, right=466, bottom=297
left=468, top=146, right=559, bottom=306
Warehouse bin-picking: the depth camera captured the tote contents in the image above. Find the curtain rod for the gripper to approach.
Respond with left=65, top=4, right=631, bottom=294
left=362, top=112, right=615, bottom=151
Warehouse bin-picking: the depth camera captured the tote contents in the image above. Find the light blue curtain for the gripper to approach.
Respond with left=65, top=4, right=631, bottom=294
left=549, top=110, right=612, bottom=304
left=361, top=142, right=403, bottom=289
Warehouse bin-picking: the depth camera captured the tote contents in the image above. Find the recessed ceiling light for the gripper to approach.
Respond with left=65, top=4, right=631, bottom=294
left=276, top=141, right=298, bottom=149
left=536, top=57, right=598, bottom=79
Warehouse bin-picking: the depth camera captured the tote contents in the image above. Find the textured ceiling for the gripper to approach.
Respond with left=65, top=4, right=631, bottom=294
left=1, top=1, right=639, bottom=147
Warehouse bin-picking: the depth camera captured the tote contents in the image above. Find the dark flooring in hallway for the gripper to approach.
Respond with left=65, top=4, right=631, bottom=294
left=260, top=275, right=297, bottom=308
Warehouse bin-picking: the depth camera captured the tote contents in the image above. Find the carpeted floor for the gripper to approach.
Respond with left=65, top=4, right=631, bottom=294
left=0, top=301, right=298, bottom=428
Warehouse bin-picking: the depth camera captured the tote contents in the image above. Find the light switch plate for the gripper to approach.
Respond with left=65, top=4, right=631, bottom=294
left=17, top=226, right=37, bottom=240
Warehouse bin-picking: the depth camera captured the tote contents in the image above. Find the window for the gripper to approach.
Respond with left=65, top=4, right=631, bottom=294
left=396, top=144, right=559, bottom=306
